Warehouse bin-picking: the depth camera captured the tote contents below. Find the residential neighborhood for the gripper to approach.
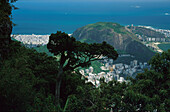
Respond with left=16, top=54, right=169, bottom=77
left=80, top=58, right=150, bottom=87
left=12, top=34, right=50, bottom=48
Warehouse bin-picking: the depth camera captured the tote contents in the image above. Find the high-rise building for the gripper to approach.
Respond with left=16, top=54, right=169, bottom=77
left=133, top=60, right=138, bottom=66
left=89, top=66, right=94, bottom=73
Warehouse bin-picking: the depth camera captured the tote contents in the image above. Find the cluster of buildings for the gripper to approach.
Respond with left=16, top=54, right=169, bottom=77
left=12, top=34, right=50, bottom=48
left=80, top=58, right=150, bottom=87
left=139, top=26, right=170, bottom=38
left=131, top=25, right=170, bottom=53
left=12, top=34, right=73, bottom=48
left=137, top=26, right=170, bottom=42
left=136, top=34, right=168, bottom=42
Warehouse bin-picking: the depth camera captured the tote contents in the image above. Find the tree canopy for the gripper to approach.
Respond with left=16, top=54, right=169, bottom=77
left=47, top=31, right=118, bottom=72
left=0, top=0, right=18, bottom=59
left=64, top=50, right=170, bottom=112
left=0, top=37, right=169, bottom=112
left=47, top=31, right=118, bottom=107
left=0, top=42, right=58, bottom=111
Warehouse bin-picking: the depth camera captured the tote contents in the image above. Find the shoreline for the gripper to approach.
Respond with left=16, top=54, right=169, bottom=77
left=11, top=24, right=170, bottom=50
left=11, top=33, right=72, bottom=48
left=11, top=34, right=73, bottom=36
left=12, top=24, right=170, bottom=36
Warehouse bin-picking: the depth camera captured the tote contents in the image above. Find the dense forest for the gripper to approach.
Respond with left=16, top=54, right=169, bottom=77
left=0, top=0, right=169, bottom=112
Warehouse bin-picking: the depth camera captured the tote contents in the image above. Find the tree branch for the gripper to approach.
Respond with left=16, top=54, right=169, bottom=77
left=86, top=99, right=95, bottom=106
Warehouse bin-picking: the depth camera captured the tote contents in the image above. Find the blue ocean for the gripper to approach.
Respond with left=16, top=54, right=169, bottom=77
left=12, top=0, right=170, bottom=34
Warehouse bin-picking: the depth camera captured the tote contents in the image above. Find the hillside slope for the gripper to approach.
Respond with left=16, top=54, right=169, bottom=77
left=73, top=22, right=155, bottom=62
left=129, top=26, right=165, bottom=38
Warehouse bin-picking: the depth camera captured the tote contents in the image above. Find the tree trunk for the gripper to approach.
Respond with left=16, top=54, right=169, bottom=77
left=55, top=66, right=63, bottom=106
left=55, top=78, right=62, bottom=105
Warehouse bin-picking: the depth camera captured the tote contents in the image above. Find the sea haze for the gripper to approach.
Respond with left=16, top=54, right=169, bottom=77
left=12, top=0, right=170, bottom=34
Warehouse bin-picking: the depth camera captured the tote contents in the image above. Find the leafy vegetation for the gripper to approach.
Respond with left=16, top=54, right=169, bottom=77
left=0, top=1, right=169, bottom=112
left=0, top=45, right=169, bottom=111
left=0, top=42, right=58, bottom=111
left=33, top=45, right=53, bottom=56
left=0, top=0, right=16, bottom=59
left=47, top=31, right=118, bottom=108
left=91, top=61, right=103, bottom=73
left=64, top=50, right=170, bottom=112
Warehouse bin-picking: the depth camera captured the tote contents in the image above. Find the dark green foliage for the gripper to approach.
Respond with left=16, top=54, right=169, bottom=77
left=0, top=41, right=58, bottom=112
left=65, top=83, right=100, bottom=112
left=0, top=42, right=169, bottom=112
left=60, top=71, right=86, bottom=107
left=0, top=0, right=18, bottom=59
left=127, top=50, right=170, bottom=111
left=65, top=80, right=127, bottom=112
left=33, top=45, right=53, bottom=56
left=63, top=50, right=170, bottom=112
left=149, top=49, right=170, bottom=74
left=47, top=31, right=118, bottom=106
left=48, top=31, right=118, bottom=71
left=91, top=61, right=103, bottom=73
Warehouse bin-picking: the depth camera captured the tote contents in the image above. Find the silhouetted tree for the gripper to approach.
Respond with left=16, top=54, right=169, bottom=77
left=47, top=31, right=118, bottom=106
left=0, top=0, right=18, bottom=59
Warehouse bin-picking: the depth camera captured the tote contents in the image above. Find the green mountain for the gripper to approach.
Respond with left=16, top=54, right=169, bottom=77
left=73, top=22, right=155, bottom=62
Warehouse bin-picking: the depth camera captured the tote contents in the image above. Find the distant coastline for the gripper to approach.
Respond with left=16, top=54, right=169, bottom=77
left=137, top=25, right=170, bottom=38
left=11, top=33, right=72, bottom=48
left=12, top=24, right=170, bottom=37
